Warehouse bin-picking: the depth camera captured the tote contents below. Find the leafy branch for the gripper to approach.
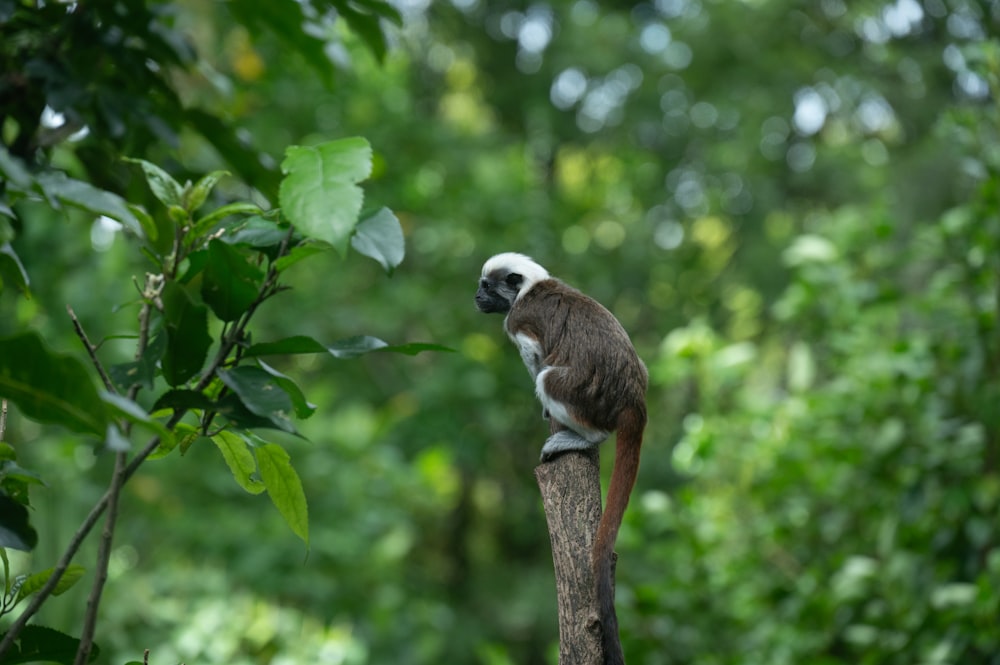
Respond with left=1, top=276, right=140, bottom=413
left=0, top=137, right=445, bottom=662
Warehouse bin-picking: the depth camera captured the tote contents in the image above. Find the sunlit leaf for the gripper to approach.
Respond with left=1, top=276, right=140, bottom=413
left=16, top=564, right=86, bottom=601
left=160, top=282, right=211, bottom=386
left=351, top=207, right=404, bottom=274
left=0, top=332, right=109, bottom=436
left=201, top=239, right=264, bottom=322
left=279, top=138, right=372, bottom=254
left=212, top=430, right=265, bottom=494
left=256, top=442, right=309, bottom=545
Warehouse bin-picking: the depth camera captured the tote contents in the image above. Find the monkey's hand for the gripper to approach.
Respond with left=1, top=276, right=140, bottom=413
left=540, top=430, right=596, bottom=462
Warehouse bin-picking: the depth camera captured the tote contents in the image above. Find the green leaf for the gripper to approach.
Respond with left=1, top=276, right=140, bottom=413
left=0, top=332, right=110, bottom=436
left=0, top=495, right=37, bottom=551
left=212, top=431, right=265, bottom=494
left=214, top=214, right=285, bottom=247
left=160, top=282, right=212, bottom=386
left=0, top=243, right=30, bottom=298
left=351, top=207, right=405, bottom=274
left=185, top=170, right=230, bottom=213
left=0, top=624, right=99, bottom=664
left=33, top=173, right=142, bottom=235
left=245, top=335, right=454, bottom=358
left=201, top=239, right=264, bottom=322
left=108, top=331, right=166, bottom=393
left=124, top=157, right=184, bottom=208
left=0, top=146, right=32, bottom=190
left=273, top=241, right=329, bottom=272
left=245, top=335, right=329, bottom=357
left=279, top=138, right=373, bottom=254
left=326, top=335, right=454, bottom=359
left=152, top=388, right=215, bottom=414
left=192, top=202, right=264, bottom=238
left=258, top=361, right=316, bottom=419
left=127, top=204, right=158, bottom=242
left=256, top=442, right=309, bottom=545
left=16, top=565, right=86, bottom=602
left=216, top=366, right=295, bottom=432
left=99, top=392, right=174, bottom=449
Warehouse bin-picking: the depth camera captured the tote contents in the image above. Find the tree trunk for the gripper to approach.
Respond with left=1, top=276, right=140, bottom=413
left=535, top=446, right=613, bottom=665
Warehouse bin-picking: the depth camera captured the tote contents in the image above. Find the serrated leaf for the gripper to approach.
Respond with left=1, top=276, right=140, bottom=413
left=279, top=138, right=372, bottom=254
left=256, top=442, right=309, bottom=545
left=351, top=207, right=404, bottom=274
left=212, top=430, right=265, bottom=494
left=185, top=170, right=230, bottom=212
left=16, top=564, right=86, bottom=602
left=201, top=239, right=264, bottom=322
left=216, top=366, right=295, bottom=432
left=124, top=157, right=184, bottom=208
left=0, top=332, right=110, bottom=436
left=161, top=282, right=211, bottom=386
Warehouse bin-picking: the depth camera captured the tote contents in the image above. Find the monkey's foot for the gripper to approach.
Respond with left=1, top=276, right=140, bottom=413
left=540, top=430, right=595, bottom=462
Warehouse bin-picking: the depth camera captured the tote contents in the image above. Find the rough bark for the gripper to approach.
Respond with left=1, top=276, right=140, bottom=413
left=534, top=446, right=611, bottom=665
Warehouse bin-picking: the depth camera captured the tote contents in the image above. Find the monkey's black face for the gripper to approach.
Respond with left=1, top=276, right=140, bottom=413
left=475, top=271, right=521, bottom=314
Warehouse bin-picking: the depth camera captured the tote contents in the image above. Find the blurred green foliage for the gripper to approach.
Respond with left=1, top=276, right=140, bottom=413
left=1, top=0, right=999, bottom=663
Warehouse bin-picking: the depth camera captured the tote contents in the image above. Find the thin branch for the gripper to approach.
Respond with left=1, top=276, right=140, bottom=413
left=74, top=296, right=154, bottom=664
left=66, top=305, right=115, bottom=393
left=0, top=399, right=7, bottom=441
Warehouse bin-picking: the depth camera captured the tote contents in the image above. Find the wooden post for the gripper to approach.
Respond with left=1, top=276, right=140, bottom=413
left=534, top=447, right=606, bottom=665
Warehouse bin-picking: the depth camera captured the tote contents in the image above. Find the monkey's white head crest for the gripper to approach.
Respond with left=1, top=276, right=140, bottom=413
left=482, top=252, right=550, bottom=298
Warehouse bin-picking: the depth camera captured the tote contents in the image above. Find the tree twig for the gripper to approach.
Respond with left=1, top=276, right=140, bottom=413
left=0, top=399, right=7, bottom=441
left=73, top=295, right=155, bottom=664
left=66, top=305, right=115, bottom=393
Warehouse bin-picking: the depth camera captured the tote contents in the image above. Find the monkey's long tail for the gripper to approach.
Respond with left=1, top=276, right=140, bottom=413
left=593, top=406, right=645, bottom=665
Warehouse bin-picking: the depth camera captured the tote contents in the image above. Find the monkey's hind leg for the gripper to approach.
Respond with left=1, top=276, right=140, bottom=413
left=540, top=429, right=595, bottom=462
left=536, top=367, right=608, bottom=462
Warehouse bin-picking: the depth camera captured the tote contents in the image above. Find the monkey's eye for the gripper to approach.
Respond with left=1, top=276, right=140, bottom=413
left=479, top=279, right=490, bottom=290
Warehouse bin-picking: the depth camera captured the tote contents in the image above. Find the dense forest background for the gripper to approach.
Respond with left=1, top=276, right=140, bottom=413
left=2, top=0, right=999, bottom=663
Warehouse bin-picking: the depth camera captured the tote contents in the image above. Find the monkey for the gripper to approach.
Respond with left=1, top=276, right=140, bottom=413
left=475, top=252, right=647, bottom=665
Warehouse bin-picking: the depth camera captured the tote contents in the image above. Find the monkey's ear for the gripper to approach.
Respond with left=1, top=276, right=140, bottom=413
left=505, top=272, right=523, bottom=288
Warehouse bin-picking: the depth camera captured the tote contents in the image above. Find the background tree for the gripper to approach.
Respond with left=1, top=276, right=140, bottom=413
left=2, top=0, right=998, bottom=663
